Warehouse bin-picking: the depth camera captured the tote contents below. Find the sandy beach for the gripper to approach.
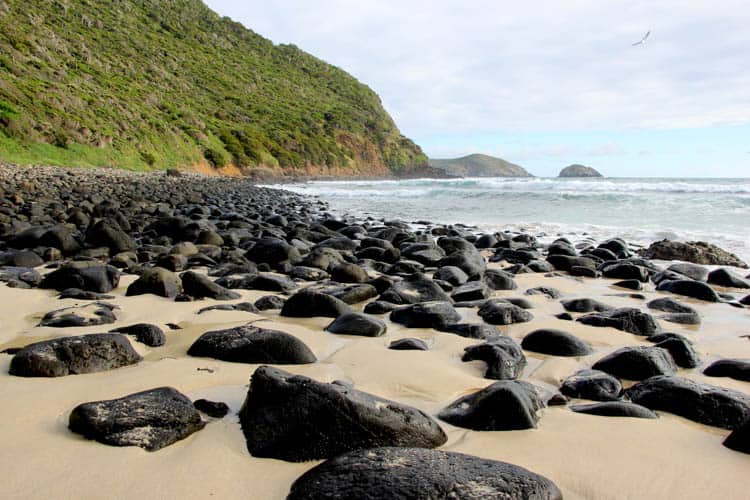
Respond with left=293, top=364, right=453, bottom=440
left=1, top=262, right=749, bottom=499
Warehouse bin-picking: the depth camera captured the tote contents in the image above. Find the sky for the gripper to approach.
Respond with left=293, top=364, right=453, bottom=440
left=204, top=0, right=750, bottom=177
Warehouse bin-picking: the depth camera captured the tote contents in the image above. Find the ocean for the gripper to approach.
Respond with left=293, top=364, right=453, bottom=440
left=265, top=177, right=750, bottom=263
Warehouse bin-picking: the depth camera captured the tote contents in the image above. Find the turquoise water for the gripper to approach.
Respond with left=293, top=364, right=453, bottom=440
left=267, top=177, right=750, bottom=262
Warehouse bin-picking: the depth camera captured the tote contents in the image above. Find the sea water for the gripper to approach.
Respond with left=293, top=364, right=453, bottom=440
left=266, top=177, right=750, bottom=263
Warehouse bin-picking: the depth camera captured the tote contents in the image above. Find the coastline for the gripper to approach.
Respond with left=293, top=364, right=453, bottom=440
left=0, top=164, right=749, bottom=499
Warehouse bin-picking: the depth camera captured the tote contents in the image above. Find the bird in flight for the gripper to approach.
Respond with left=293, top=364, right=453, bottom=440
left=632, top=30, right=651, bottom=46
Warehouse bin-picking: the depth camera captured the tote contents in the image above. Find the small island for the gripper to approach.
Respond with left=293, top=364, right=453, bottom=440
left=559, top=164, right=603, bottom=178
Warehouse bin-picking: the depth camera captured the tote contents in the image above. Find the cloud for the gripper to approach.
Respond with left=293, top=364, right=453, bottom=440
left=205, top=0, right=750, bottom=143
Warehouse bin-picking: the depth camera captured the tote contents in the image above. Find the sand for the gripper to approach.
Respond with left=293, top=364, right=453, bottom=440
left=1, top=267, right=749, bottom=499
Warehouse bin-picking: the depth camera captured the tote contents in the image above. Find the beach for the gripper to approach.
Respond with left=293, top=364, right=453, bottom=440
left=1, top=166, right=749, bottom=499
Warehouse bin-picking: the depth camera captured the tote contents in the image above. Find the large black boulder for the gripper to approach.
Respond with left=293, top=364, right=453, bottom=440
left=648, top=333, right=700, bottom=368
left=462, top=337, right=527, bottom=380
left=521, top=329, right=593, bottom=357
left=667, top=262, right=708, bottom=281
left=187, top=326, right=316, bottom=364
left=438, top=380, right=544, bottom=430
left=626, top=376, right=750, bottom=430
left=40, top=261, right=121, bottom=293
left=577, top=308, right=660, bottom=336
left=68, top=387, right=205, bottom=451
left=287, top=447, right=562, bottom=500
left=180, top=271, right=241, bottom=300
left=561, top=298, right=612, bottom=313
left=483, top=269, right=518, bottom=291
left=433, top=266, right=468, bottom=286
left=326, top=312, right=386, bottom=337
left=656, top=279, right=720, bottom=302
left=477, top=300, right=533, bottom=325
left=126, top=267, right=182, bottom=298
left=85, top=218, right=136, bottom=254
left=9, top=333, right=141, bottom=377
left=647, top=297, right=701, bottom=325
left=451, top=281, right=491, bottom=302
left=39, top=302, right=117, bottom=328
left=379, top=273, right=451, bottom=304
left=281, top=289, right=350, bottom=318
left=239, top=366, right=447, bottom=462
left=703, top=359, right=750, bottom=382
left=110, top=323, right=166, bottom=347
left=601, top=262, right=649, bottom=282
left=388, top=338, right=429, bottom=351
left=707, top=268, right=750, bottom=288
left=724, top=418, right=750, bottom=454
left=390, top=301, right=461, bottom=329
left=560, top=369, right=622, bottom=401
left=245, top=237, right=301, bottom=266
left=592, top=346, right=676, bottom=380
left=570, top=402, right=658, bottom=419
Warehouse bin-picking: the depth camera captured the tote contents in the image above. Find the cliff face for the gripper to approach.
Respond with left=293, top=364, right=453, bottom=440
left=429, top=154, right=532, bottom=177
left=559, top=164, right=603, bottom=178
left=0, top=0, right=427, bottom=176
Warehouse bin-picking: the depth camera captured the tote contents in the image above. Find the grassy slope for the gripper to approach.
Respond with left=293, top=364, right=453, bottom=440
left=429, top=154, right=532, bottom=177
left=0, top=0, right=427, bottom=175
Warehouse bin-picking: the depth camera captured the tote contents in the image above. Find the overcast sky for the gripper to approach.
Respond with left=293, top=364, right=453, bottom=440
left=204, top=0, right=749, bottom=177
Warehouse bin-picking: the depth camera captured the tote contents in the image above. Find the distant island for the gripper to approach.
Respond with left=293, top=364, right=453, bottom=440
left=429, top=154, right=533, bottom=177
left=558, top=164, right=603, bottom=178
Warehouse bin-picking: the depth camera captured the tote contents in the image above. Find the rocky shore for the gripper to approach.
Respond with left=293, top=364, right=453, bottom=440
left=1, top=163, right=749, bottom=499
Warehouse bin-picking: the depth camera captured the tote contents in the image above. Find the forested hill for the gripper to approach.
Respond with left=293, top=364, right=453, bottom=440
left=0, top=0, right=428, bottom=176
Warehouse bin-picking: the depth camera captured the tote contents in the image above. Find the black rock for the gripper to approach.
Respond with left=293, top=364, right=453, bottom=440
left=703, top=359, right=750, bottom=382
left=281, top=289, right=350, bottom=318
left=707, top=268, right=750, bottom=288
left=651, top=335, right=700, bottom=368
left=647, top=297, right=701, bottom=325
left=254, top=295, right=286, bottom=310
left=561, top=298, right=612, bottom=313
left=724, top=418, right=750, bottom=454
left=180, top=271, right=241, bottom=300
left=187, top=326, right=316, bottom=364
left=613, top=279, right=643, bottom=291
left=482, top=269, right=518, bottom=291
left=126, top=267, right=182, bottom=298
left=547, top=255, right=597, bottom=273
left=39, top=302, right=117, bottom=328
left=451, top=281, right=491, bottom=301
left=330, top=262, right=369, bottom=283
left=668, top=262, right=708, bottom=281
left=290, top=265, right=330, bottom=281
left=388, top=338, right=429, bottom=351
left=601, top=262, right=649, bottom=282
left=69, top=387, right=205, bottom=451
left=577, top=307, right=661, bottom=336
left=85, top=218, right=136, bottom=254
left=110, top=323, right=166, bottom=347
left=40, top=261, right=121, bottom=293
left=0, top=250, right=44, bottom=268
left=239, top=366, right=447, bottom=461
left=548, top=239, right=577, bottom=257
left=525, top=286, right=562, bottom=299
left=560, top=369, right=622, bottom=401
left=9, top=333, right=141, bottom=377
left=196, top=302, right=259, bottom=314
left=656, top=279, right=720, bottom=302
left=477, top=300, right=533, bottom=325
left=592, top=346, right=676, bottom=380
left=437, top=323, right=501, bottom=340
left=570, top=402, right=658, bottom=419
left=438, top=380, right=543, bottom=430
left=193, top=399, right=230, bottom=418
left=245, top=237, right=301, bottom=266
left=326, top=312, right=386, bottom=337
left=59, top=288, right=115, bottom=300
left=316, top=283, right=378, bottom=304
left=433, top=266, right=468, bottom=286
left=363, top=300, right=399, bottom=314
left=556, top=312, right=574, bottom=321
left=570, top=265, right=598, bottom=278
left=521, top=329, right=593, bottom=357
left=0, top=266, right=42, bottom=287
left=627, top=375, right=750, bottom=430
left=390, top=301, right=461, bottom=329
left=462, top=337, right=527, bottom=380
left=287, top=447, right=562, bottom=500
left=379, top=272, right=451, bottom=304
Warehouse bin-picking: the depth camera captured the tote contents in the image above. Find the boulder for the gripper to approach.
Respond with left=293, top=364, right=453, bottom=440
left=601, top=262, right=649, bottom=282
left=668, top=262, right=708, bottom=281
left=85, top=218, right=136, bottom=254
left=388, top=338, right=429, bottom=351
left=648, top=334, right=700, bottom=368
left=438, top=380, right=543, bottom=430
left=68, top=387, right=205, bottom=451
left=40, top=261, right=120, bottom=293
left=641, top=240, right=747, bottom=268
left=39, top=302, right=117, bottom=328
left=9, top=333, right=140, bottom=377
left=326, top=312, right=386, bottom=337
left=363, top=301, right=400, bottom=314
left=627, top=376, right=750, bottom=430
left=462, top=337, right=526, bottom=380
left=451, top=281, right=491, bottom=302
left=525, top=286, right=561, bottom=299
left=707, top=268, right=750, bottom=289
left=287, top=447, right=562, bottom=500
left=197, top=302, right=259, bottom=314
left=561, top=298, right=612, bottom=313
left=315, top=283, right=378, bottom=304
left=724, top=418, right=750, bottom=454
left=379, top=273, right=451, bottom=305
left=703, top=359, right=750, bottom=382
left=647, top=297, right=701, bottom=325
left=570, top=402, right=657, bottom=419
left=477, top=301, right=533, bottom=325
left=521, top=329, right=593, bottom=357
left=390, top=301, right=461, bottom=329
left=187, top=326, right=316, bottom=364
left=193, top=399, right=230, bottom=418
left=180, top=271, right=241, bottom=300
left=239, top=366, right=447, bottom=461
left=330, top=263, right=369, bottom=283
left=281, top=289, right=350, bottom=318
left=656, top=279, right=721, bottom=302
left=110, top=323, right=166, bottom=347
left=126, top=267, right=182, bottom=298
left=612, top=279, right=643, bottom=291
left=433, top=266, right=468, bottom=286
left=437, top=323, right=501, bottom=340
left=592, top=346, right=676, bottom=380
left=577, top=308, right=660, bottom=336
left=254, top=295, right=286, bottom=310
left=245, top=237, right=301, bottom=266
left=560, top=369, right=622, bottom=401
left=482, top=269, right=518, bottom=291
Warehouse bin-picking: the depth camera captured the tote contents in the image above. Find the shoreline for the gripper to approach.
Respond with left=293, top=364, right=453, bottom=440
left=0, top=164, right=749, bottom=499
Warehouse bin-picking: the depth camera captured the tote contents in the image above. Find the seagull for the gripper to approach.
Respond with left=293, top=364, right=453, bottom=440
left=632, top=30, right=651, bottom=46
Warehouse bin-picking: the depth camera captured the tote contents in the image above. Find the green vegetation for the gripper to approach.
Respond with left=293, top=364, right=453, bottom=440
left=429, top=154, right=532, bottom=177
left=0, top=0, right=427, bottom=174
